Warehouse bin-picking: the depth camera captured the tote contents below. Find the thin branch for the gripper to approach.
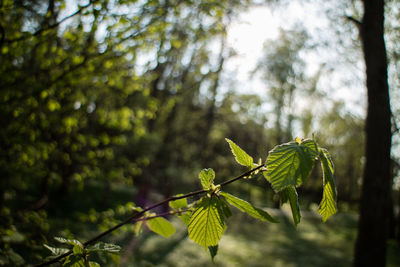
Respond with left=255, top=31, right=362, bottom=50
left=219, top=164, right=265, bottom=187
left=5, top=1, right=92, bottom=43
left=34, top=165, right=264, bottom=267
left=136, top=208, right=194, bottom=222
left=345, top=15, right=362, bottom=30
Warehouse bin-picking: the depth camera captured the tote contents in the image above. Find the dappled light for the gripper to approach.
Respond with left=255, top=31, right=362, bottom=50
left=0, top=0, right=399, bottom=266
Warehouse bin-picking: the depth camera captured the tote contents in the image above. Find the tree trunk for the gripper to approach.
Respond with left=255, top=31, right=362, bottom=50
left=354, top=0, right=392, bottom=266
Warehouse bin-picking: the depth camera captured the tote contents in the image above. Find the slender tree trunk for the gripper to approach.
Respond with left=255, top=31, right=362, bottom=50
left=354, top=0, right=392, bottom=266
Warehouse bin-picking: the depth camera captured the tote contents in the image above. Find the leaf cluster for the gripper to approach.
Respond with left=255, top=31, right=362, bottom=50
left=39, top=137, right=337, bottom=265
left=44, top=237, right=120, bottom=267
left=185, top=137, right=336, bottom=259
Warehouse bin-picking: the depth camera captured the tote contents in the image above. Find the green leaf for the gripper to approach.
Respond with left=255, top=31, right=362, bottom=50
left=225, top=138, right=254, bottom=168
left=199, top=168, right=215, bottom=190
left=44, top=244, right=69, bottom=256
left=176, top=212, right=191, bottom=226
left=318, top=148, right=337, bottom=222
left=63, top=254, right=85, bottom=267
left=264, top=139, right=318, bottom=192
left=147, top=217, right=176, bottom=238
left=89, top=262, right=100, bottom=267
left=110, top=253, right=120, bottom=267
left=169, top=194, right=188, bottom=209
left=208, top=245, right=218, bottom=261
left=188, top=196, right=225, bottom=248
left=72, top=245, right=84, bottom=255
left=87, top=242, right=121, bottom=254
left=219, top=197, right=232, bottom=219
left=54, top=237, right=82, bottom=247
left=220, top=192, right=278, bottom=223
left=280, top=186, right=301, bottom=226
left=134, top=221, right=143, bottom=236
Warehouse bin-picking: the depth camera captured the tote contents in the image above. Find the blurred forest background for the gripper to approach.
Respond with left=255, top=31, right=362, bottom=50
left=0, top=0, right=399, bottom=266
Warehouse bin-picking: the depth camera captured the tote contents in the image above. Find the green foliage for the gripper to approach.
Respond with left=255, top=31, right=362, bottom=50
left=146, top=216, right=176, bottom=238
left=36, top=137, right=336, bottom=265
left=220, top=192, right=278, bottom=223
left=169, top=195, right=191, bottom=225
left=0, top=0, right=349, bottom=265
left=86, top=242, right=122, bottom=254
left=199, top=168, right=216, bottom=190
left=264, top=137, right=336, bottom=224
left=318, top=149, right=337, bottom=222
left=54, top=237, right=83, bottom=247
left=43, top=244, right=69, bottom=259
left=188, top=196, right=225, bottom=249
left=184, top=138, right=334, bottom=258
left=280, top=186, right=301, bottom=225
left=225, top=138, right=254, bottom=168
left=44, top=238, right=121, bottom=267
left=264, top=138, right=319, bottom=191
left=169, top=195, right=188, bottom=209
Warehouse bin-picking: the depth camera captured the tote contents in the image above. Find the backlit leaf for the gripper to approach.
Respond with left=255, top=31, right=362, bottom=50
left=188, top=196, right=225, bottom=248
left=220, top=192, right=278, bottom=223
left=318, top=148, right=337, bottom=222
left=280, top=186, right=301, bottom=226
left=134, top=221, right=143, bottom=236
left=225, top=138, right=254, bottom=168
left=264, top=139, right=318, bottom=192
left=147, top=217, right=176, bottom=238
left=199, top=168, right=215, bottom=190
left=169, top=194, right=188, bottom=209
left=178, top=212, right=191, bottom=226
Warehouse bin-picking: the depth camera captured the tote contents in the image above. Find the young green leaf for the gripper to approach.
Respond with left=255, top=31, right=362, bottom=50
left=54, top=237, right=82, bottom=247
left=89, top=261, right=100, bottom=267
left=264, top=139, right=317, bottom=192
left=134, top=221, right=143, bottom=236
left=300, top=139, right=319, bottom=159
left=43, top=244, right=69, bottom=256
left=220, top=192, right=278, bottom=223
left=298, top=139, right=319, bottom=182
left=87, top=242, right=121, bottom=254
left=280, top=186, right=301, bottom=226
left=199, top=168, right=216, bottom=190
left=178, top=212, right=191, bottom=226
left=72, top=245, right=84, bottom=255
left=62, top=254, right=85, bottom=267
left=110, top=253, right=120, bottom=267
left=169, top=194, right=188, bottom=209
left=147, top=217, right=176, bottom=238
left=225, top=138, right=254, bottom=168
left=188, top=196, right=225, bottom=248
left=318, top=148, right=337, bottom=222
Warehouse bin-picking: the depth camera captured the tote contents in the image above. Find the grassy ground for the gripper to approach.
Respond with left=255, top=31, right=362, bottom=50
left=117, top=206, right=400, bottom=267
